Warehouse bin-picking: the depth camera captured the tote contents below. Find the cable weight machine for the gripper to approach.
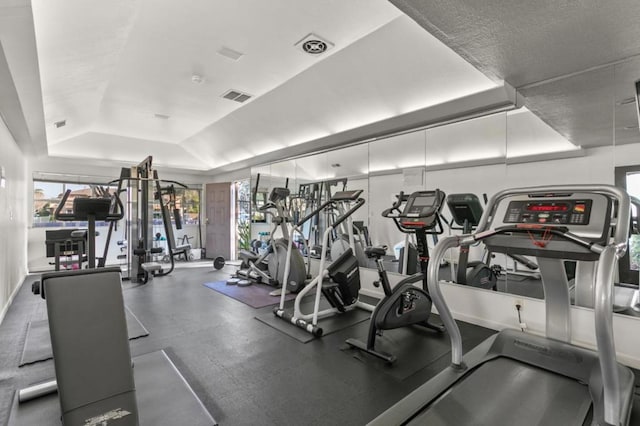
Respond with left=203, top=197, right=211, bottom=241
left=108, top=156, right=191, bottom=284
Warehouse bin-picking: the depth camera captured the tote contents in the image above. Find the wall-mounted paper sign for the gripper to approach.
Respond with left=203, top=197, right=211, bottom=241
left=403, top=167, right=424, bottom=186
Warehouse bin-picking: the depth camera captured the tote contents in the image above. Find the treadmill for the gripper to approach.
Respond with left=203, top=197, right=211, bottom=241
left=369, top=185, right=635, bottom=426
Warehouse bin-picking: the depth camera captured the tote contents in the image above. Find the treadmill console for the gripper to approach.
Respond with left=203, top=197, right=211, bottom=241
left=486, top=192, right=611, bottom=260
left=503, top=199, right=593, bottom=226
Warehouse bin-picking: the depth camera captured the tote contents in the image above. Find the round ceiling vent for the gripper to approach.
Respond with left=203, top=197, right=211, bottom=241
left=302, top=39, right=328, bottom=54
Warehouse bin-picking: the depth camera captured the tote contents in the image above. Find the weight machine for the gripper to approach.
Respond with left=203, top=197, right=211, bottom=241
left=108, top=156, right=191, bottom=284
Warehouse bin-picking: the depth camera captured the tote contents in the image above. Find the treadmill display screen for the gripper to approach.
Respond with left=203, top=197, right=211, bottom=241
left=526, top=203, right=569, bottom=212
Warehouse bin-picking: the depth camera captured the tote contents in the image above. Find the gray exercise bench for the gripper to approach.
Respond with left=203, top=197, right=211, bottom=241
left=17, top=267, right=216, bottom=426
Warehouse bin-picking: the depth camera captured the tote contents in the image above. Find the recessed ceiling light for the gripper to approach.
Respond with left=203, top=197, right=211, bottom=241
left=53, top=120, right=66, bottom=128
left=191, top=74, right=205, bottom=84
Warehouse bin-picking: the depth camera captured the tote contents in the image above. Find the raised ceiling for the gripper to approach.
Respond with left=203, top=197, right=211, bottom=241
left=26, top=0, right=498, bottom=171
left=4, top=0, right=636, bottom=174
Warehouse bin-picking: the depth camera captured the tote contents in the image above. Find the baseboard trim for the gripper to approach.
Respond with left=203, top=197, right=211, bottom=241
left=0, top=273, right=26, bottom=326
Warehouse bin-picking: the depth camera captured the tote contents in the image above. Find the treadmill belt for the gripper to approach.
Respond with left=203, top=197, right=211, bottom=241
left=409, top=357, right=591, bottom=426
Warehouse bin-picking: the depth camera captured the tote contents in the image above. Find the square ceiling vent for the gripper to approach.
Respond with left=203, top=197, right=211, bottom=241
left=295, top=33, right=334, bottom=55
left=221, top=89, right=252, bottom=103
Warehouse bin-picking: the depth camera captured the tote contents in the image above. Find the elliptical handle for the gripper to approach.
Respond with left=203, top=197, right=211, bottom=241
left=54, top=190, right=75, bottom=220
left=106, top=192, right=125, bottom=221
left=333, top=198, right=365, bottom=229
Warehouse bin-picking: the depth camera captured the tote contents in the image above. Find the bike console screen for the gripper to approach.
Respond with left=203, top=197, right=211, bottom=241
left=401, top=190, right=444, bottom=228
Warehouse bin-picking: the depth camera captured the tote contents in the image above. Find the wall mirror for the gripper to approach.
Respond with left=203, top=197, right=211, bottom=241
left=501, top=64, right=618, bottom=309
left=246, top=58, right=640, bottom=319
left=612, top=57, right=640, bottom=317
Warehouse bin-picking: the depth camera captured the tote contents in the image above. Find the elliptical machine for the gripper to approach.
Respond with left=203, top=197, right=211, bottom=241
left=233, top=186, right=308, bottom=292
left=345, top=190, right=446, bottom=363
left=274, top=189, right=375, bottom=336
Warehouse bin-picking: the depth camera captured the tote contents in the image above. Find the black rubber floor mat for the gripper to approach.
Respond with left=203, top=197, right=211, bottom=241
left=342, top=325, right=451, bottom=381
left=255, top=299, right=371, bottom=343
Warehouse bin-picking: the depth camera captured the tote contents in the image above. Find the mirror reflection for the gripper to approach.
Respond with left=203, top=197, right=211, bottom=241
left=503, top=66, right=615, bottom=305
left=249, top=60, right=640, bottom=317
left=613, top=57, right=640, bottom=316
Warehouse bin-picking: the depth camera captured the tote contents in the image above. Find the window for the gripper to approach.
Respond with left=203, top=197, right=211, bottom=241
left=235, top=180, right=251, bottom=251
left=33, top=181, right=117, bottom=227
left=252, top=191, right=268, bottom=223
left=176, top=188, right=201, bottom=225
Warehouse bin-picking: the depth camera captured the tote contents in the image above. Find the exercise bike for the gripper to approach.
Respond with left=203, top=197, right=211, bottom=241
left=345, top=190, right=446, bottom=364
left=446, top=193, right=500, bottom=290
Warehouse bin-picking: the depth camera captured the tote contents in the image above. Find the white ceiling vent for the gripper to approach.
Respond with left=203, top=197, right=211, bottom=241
left=154, top=113, right=170, bottom=120
left=217, top=46, right=244, bottom=61
left=295, top=33, right=334, bottom=55
left=221, top=89, right=252, bottom=103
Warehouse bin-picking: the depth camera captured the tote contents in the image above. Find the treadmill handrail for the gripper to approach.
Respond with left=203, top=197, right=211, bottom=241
left=470, top=225, right=604, bottom=253
left=427, top=184, right=631, bottom=426
left=427, top=238, right=625, bottom=426
left=594, top=244, right=621, bottom=426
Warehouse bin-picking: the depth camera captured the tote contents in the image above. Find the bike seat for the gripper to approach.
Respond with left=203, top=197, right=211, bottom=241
left=365, top=246, right=387, bottom=259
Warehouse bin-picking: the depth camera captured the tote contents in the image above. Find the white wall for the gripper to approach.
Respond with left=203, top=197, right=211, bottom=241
left=0, top=118, right=28, bottom=323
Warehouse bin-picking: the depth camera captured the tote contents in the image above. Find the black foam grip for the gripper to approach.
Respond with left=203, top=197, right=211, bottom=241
left=173, top=209, right=182, bottom=229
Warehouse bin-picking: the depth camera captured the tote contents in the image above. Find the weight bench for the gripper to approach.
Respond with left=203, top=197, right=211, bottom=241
left=18, top=267, right=215, bottom=425
left=141, top=261, right=162, bottom=280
